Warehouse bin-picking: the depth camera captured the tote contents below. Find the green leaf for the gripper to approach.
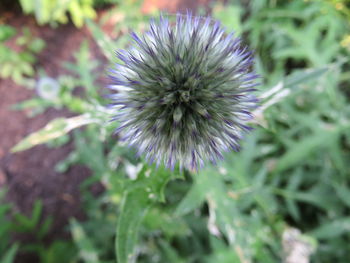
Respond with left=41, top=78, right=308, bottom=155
left=213, top=4, right=242, bottom=34
left=116, top=164, right=174, bottom=263
left=284, top=67, right=328, bottom=87
left=158, top=239, right=186, bottom=263
left=11, top=114, right=99, bottom=152
left=275, top=127, right=339, bottom=172
left=39, top=240, right=77, bottom=263
left=274, top=185, right=337, bottom=211
left=63, top=41, right=99, bottom=99
left=37, top=217, right=53, bottom=239
left=175, top=181, right=206, bottom=216
left=116, top=188, right=151, bottom=263
left=71, top=219, right=100, bottom=263
left=333, top=183, right=350, bottom=209
left=138, top=165, right=177, bottom=203
left=311, top=218, right=350, bottom=239
left=285, top=170, right=302, bottom=221
left=86, top=19, right=116, bottom=59
left=0, top=243, right=19, bottom=263
left=0, top=63, right=12, bottom=79
left=28, top=38, right=46, bottom=53
left=69, top=1, right=84, bottom=28
left=12, top=200, right=45, bottom=232
left=19, top=0, right=34, bottom=13
left=0, top=25, right=16, bottom=41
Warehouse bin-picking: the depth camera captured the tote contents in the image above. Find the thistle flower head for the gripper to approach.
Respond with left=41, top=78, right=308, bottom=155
left=108, top=13, right=259, bottom=170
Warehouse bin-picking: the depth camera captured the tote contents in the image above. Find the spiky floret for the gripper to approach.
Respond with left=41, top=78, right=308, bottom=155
left=108, top=13, right=259, bottom=170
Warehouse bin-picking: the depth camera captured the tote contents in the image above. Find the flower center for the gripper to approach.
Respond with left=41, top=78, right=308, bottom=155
left=179, top=90, right=190, bottom=103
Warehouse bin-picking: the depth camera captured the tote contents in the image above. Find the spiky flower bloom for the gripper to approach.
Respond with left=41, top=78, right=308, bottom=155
left=108, top=13, right=259, bottom=170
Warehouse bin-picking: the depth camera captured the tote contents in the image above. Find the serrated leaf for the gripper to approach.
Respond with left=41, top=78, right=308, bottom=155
left=116, top=164, right=174, bottom=263
left=139, top=165, right=176, bottom=203
left=116, top=188, right=151, bottom=263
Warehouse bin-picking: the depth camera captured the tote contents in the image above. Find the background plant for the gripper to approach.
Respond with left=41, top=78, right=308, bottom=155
left=0, top=25, right=45, bottom=85
left=18, top=0, right=121, bottom=27
left=0, top=191, right=63, bottom=263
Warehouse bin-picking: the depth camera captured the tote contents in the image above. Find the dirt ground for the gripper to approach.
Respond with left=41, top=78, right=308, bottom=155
left=0, top=0, right=216, bottom=260
left=0, top=11, right=103, bottom=242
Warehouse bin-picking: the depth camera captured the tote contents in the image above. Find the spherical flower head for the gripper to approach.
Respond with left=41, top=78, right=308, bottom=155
left=108, top=13, right=259, bottom=171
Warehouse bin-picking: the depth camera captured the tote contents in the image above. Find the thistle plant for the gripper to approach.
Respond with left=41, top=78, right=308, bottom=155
left=109, top=13, right=259, bottom=170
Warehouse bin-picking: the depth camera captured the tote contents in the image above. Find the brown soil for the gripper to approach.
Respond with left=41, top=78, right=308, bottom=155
left=0, top=13, right=102, bottom=242
left=0, top=0, right=219, bottom=262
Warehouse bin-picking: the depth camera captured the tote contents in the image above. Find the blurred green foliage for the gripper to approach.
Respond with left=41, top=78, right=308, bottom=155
left=0, top=25, right=45, bottom=84
left=18, top=0, right=121, bottom=27
left=0, top=191, right=58, bottom=263
left=2, top=0, right=350, bottom=262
